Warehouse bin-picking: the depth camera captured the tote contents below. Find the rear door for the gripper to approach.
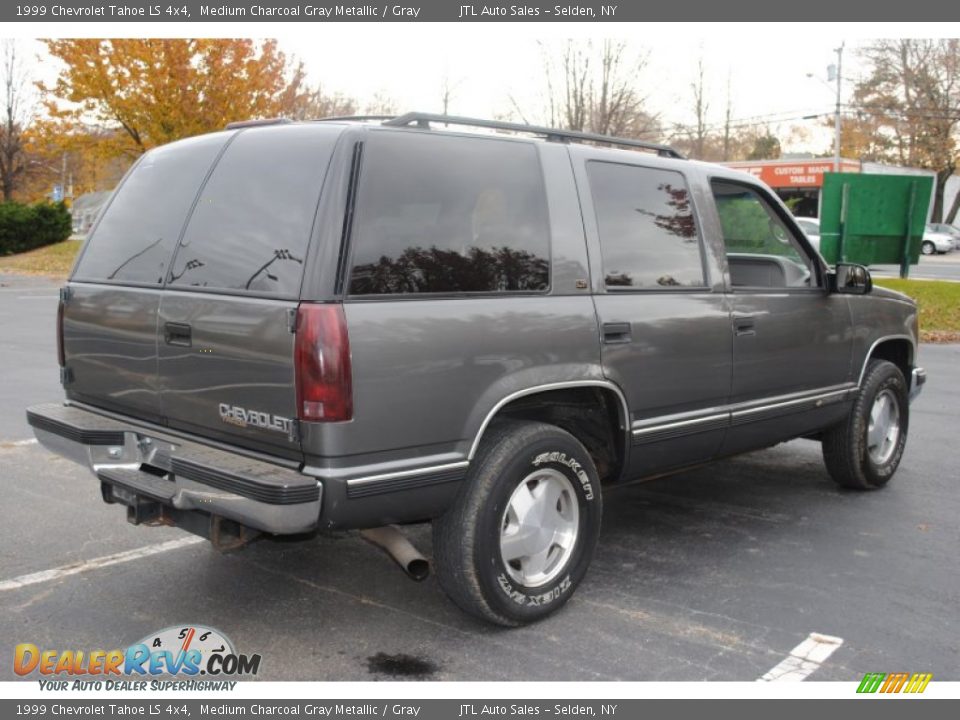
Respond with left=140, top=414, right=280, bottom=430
left=158, top=125, right=341, bottom=457
left=65, top=133, right=231, bottom=423
left=575, top=156, right=733, bottom=479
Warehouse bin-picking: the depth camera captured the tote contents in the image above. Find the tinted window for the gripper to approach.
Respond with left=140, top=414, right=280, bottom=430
left=587, top=162, right=705, bottom=289
left=348, top=132, right=550, bottom=295
left=712, top=181, right=816, bottom=288
left=168, top=125, right=338, bottom=296
left=73, top=134, right=229, bottom=284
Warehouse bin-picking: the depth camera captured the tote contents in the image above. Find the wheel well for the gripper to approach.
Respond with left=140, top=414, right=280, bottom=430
left=490, top=387, right=627, bottom=484
left=868, top=339, right=912, bottom=383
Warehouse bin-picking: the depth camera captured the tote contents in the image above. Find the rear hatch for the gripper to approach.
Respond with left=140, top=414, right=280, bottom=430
left=66, top=133, right=232, bottom=424
left=157, top=124, right=342, bottom=457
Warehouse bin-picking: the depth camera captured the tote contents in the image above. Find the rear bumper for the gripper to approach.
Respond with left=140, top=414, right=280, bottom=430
left=26, top=403, right=321, bottom=535
left=910, top=367, right=927, bottom=403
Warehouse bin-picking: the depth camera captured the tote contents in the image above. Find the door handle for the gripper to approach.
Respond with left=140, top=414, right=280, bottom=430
left=733, top=314, right=756, bottom=337
left=602, top=322, right=632, bottom=345
left=163, top=322, right=192, bottom=347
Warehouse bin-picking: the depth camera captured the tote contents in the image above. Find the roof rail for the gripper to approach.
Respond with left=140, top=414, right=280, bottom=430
left=313, top=115, right=397, bottom=123
left=382, top=112, right=684, bottom=159
left=225, top=117, right=292, bottom=130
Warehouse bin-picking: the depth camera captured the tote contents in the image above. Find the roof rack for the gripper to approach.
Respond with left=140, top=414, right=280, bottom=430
left=225, top=117, right=293, bottom=130
left=381, top=112, right=685, bottom=159
left=313, top=115, right=397, bottom=123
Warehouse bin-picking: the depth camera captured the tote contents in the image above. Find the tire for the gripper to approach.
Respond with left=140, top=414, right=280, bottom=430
left=921, top=240, right=935, bottom=255
left=432, top=420, right=602, bottom=626
left=822, top=359, right=909, bottom=489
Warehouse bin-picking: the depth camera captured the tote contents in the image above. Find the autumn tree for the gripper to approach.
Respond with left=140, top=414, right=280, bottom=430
left=511, top=40, right=659, bottom=139
left=850, top=39, right=960, bottom=222
left=747, top=132, right=782, bottom=160
left=41, top=39, right=311, bottom=158
left=0, top=40, right=35, bottom=201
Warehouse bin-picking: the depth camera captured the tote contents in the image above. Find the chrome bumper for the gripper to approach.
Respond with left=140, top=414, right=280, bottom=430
left=26, top=403, right=321, bottom=535
left=910, top=367, right=927, bottom=403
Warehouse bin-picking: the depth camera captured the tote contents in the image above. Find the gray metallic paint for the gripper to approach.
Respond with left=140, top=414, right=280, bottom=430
left=63, top=285, right=164, bottom=424
left=157, top=291, right=301, bottom=459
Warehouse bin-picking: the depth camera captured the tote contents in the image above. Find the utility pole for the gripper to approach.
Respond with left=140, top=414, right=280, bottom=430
left=833, top=42, right=844, bottom=173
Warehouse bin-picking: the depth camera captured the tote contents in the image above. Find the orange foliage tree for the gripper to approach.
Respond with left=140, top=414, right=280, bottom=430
left=40, top=39, right=310, bottom=158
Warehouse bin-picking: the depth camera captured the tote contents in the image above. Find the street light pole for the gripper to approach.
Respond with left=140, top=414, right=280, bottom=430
left=834, top=42, right=844, bottom=173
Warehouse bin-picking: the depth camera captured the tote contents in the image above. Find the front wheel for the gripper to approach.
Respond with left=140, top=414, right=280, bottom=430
left=822, top=359, right=909, bottom=489
left=921, top=240, right=935, bottom=255
left=432, top=420, right=602, bottom=626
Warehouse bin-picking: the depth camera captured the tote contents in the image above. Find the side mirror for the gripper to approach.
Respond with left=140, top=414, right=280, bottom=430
left=831, top=263, right=872, bottom=295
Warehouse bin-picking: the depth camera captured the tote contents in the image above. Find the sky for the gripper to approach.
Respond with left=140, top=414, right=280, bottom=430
left=283, top=32, right=859, bottom=149
left=14, top=23, right=958, bottom=156
left=278, top=26, right=864, bottom=154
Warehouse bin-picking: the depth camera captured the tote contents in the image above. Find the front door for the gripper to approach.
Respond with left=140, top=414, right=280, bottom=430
left=710, top=180, right=854, bottom=456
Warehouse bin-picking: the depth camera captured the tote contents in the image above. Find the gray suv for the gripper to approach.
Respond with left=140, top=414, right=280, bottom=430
left=27, top=113, right=926, bottom=626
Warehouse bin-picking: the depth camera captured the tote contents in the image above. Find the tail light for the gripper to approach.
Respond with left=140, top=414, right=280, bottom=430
left=294, top=303, right=353, bottom=422
left=56, top=296, right=65, bottom=368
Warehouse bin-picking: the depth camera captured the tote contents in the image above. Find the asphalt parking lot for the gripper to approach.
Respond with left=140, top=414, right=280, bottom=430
left=1, top=273, right=958, bottom=682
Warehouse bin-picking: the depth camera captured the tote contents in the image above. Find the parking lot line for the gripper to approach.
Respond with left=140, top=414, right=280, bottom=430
left=758, top=632, right=844, bottom=681
left=1, top=439, right=38, bottom=447
left=0, top=537, right=204, bottom=592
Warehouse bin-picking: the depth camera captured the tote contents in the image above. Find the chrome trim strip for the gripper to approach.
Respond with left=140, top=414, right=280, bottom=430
left=346, top=461, right=470, bottom=487
left=632, top=413, right=728, bottom=437
left=468, top=379, right=631, bottom=460
left=910, top=367, right=926, bottom=403
left=729, top=388, right=852, bottom=419
left=726, top=383, right=855, bottom=415
left=857, top=334, right=915, bottom=387
left=629, top=384, right=856, bottom=438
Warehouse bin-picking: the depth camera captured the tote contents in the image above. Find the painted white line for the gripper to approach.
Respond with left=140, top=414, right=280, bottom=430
left=2, top=439, right=38, bottom=447
left=16, top=295, right=59, bottom=300
left=758, top=632, right=844, bottom=682
left=0, top=537, right=205, bottom=593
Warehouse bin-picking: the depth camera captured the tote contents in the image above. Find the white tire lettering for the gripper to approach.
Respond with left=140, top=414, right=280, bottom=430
left=497, top=572, right=573, bottom=607
left=532, top=451, right=594, bottom=501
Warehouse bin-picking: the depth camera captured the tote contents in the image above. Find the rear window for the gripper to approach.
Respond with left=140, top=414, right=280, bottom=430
left=348, top=131, right=550, bottom=295
left=167, top=125, right=339, bottom=297
left=72, top=133, right=230, bottom=285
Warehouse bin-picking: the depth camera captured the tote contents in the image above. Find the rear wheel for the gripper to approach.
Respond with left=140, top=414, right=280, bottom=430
left=432, top=420, right=602, bottom=626
left=822, top=359, right=909, bottom=489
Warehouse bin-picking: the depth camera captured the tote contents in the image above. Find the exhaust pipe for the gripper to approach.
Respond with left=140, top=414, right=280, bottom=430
left=360, top=525, right=430, bottom=581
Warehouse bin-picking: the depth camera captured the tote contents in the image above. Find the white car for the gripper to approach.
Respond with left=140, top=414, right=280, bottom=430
left=928, top=223, right=960, bottom=250
left=922, top=224, right=955, bottom=255
left=795, top=217, right=821, bottom=250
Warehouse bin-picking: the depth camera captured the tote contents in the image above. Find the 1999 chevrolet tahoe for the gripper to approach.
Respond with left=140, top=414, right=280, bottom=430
left=27, top=113, right=926, bottom=625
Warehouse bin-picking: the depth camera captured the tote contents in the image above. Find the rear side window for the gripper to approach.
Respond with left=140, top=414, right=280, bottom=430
left=167, top=125, right=338, bottom=297
left=587, top=161, right=705, bottom=289
left=348, top=131, right=550, bottom=295
left=72, top=134, right=229, bottom=285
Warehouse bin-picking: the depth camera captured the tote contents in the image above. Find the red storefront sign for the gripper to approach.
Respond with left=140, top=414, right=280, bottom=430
left=725, top=159, right=861, bottom=188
